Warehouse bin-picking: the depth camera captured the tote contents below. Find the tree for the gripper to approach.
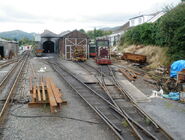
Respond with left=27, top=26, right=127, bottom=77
left=79, top=29, right=85, bottom=33
left=86, top=28, right=112, bottom=39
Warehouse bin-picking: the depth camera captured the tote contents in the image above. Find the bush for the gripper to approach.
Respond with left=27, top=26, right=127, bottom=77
left=122, top=23, right=156, bottom=45
left=120, top=3, right=185, bottom=61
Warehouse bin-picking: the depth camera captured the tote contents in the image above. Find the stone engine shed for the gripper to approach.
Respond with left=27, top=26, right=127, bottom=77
left=40, top=30, right=59, bottom=53
left=0, top=38, right=18, bottom=59
left=40, top=30, right=89, bottom=60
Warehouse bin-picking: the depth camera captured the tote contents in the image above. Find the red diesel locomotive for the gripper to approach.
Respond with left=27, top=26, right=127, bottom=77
left=96, top=39, right=111, bottom=65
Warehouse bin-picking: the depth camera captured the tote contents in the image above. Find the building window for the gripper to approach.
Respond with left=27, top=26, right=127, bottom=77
left=138, top=17, right=142, bottom=24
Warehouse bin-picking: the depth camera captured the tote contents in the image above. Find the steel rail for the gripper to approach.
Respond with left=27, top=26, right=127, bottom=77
left=77, top=62, right=118, bottom=107
left=0, top=56, right=24, bottom=88
left=76, top=62, right=158, bottom=139
left=76, top=62, right=173, bottom=139
left=0, top=52, right=29, bottom=121
left=105, top=65, right=173, bottom=140
left=0, top=58, right=19, bottom=69
left=47, top=60, right=150, bottom=140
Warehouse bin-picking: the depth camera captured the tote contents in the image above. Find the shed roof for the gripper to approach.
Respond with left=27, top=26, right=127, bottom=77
left=41, top=30, right=58, bottom=38
left=59, top=31, right=71, bottom=37
left=59, top=30, right=89, bottom=38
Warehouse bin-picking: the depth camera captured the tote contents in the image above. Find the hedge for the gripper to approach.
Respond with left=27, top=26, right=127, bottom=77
left=120, top=3, right=185, bottom=61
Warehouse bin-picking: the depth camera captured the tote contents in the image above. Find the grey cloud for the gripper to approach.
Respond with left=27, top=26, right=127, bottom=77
left=0, top=6, right=44, bottom=24
left=82, top=13, right=136, bottom=23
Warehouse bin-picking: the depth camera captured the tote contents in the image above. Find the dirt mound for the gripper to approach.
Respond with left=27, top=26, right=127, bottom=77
left=120, top=45, right=170, bottom=68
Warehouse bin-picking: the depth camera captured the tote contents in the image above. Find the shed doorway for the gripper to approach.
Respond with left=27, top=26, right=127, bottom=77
left=0, top=46, right=4, bottom=59
left=43, top=41, right=54, bottom=53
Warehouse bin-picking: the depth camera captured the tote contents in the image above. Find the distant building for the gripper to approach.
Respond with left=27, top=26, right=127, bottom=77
left=39, top=30, right=89, bottom=60
left=147, top=12, right=165, bottom=23
left=34, top=34, right=41, bottom=42
left=19, top=45, right=32, bottom=53
left=0, top=38, right=18, bottom=59
left=96, top=22, right=130, bottom=46
left=129, top=11, right=165, bottom=27
left=96, top=11, right=165, bottom=46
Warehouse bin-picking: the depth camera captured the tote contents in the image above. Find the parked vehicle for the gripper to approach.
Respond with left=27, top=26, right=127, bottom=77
left=122, top=53, right=146, bottom=63
left=72, top=46, right=87, bottom=61
left=96, top=39, right=111, bottom=65
left=35, top=49, right=44, bottom=57
left=89, top=43, right=96, bottom=57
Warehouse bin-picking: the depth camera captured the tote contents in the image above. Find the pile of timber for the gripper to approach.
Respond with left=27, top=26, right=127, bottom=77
left=28, top=77, right=67, bottom=113
left=118, top=67, right=141, bottom=81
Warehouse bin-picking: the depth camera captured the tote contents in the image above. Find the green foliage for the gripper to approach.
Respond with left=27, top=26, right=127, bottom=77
left=79, top=29, right=85, bottom=33
left=122, top=23, right=156, bottom=45
left=0, top=30, right=34, bottom=40
left=19, top=38, right=36, bottom=46
left=120, top=3, right=185, bottom=61
left=86, top=28, right=112, bottom=39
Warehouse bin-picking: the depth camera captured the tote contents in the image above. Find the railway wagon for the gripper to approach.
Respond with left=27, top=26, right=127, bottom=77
left=122, top=53, right=146, bottom=63
left=35, top=49, right=44, bottom=57
left=89, top=43, right=96, bottom=57
left=96, top=39, right=111, bottom=65
left=72, top=46, right=87, bottom=61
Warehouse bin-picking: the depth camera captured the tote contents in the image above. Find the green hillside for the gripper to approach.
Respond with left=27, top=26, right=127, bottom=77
left=0, top=30, right=36, bottom=41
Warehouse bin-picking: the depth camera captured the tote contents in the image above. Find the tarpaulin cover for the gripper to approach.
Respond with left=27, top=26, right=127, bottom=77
left=170, top=60, right=185, bottom=78
left=162, top=92, right=180, bottom=101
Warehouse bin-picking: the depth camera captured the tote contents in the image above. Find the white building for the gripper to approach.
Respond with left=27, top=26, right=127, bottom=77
left=96, top=22, right=129, bottom=46
left=147, top=12, right=165, bottom=23
left=129, top=11, right=165, bottom=27
left=97, top=11, right=165, bottom=47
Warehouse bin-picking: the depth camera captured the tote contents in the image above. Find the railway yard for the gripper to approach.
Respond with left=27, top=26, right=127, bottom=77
left=0, top=52, right=185, bottom=140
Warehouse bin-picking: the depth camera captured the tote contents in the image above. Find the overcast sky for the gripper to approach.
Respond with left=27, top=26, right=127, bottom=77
left=0, top=0, right=180, bottom=33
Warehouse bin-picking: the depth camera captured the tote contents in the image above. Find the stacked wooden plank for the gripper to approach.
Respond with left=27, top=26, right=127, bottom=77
left=118, top=68, right=141, bottom=81
left=28, top=77, right=67, bottom=113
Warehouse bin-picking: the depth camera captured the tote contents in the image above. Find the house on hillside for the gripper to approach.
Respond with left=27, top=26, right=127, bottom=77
left=96, top=22, right=130, bottom=46
left=129, top=11, right=165, bottom=27
left=96, top=11, right=165, bottom=47
left=147, top=11, right=165, bottom=23
left=0, top=38, right=18, bottom=59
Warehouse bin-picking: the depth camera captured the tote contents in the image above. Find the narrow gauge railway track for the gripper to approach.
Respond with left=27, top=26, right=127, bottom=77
left=48, top=59, right=161, bottom=140
left=0, top=57, right=20, bottom=69
left=0, top=52, right=29, bottom=123
left=76, top=62, right=115, bottom=106
left=84, top=62, right=173, bottom=140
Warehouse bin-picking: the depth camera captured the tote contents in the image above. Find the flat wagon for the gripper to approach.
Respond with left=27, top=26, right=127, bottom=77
left=35, top=49, right=44, bottom=57
left=122, top=53, right=146, bottom=63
